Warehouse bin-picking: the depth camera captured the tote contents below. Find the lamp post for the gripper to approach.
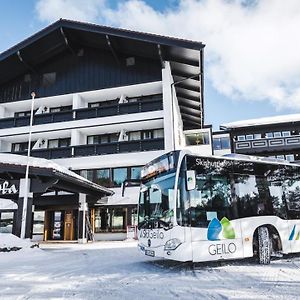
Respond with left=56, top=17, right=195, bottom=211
left=20, top=91, right=35, bottom=239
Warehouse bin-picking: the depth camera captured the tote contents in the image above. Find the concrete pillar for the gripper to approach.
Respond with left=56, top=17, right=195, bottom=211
left=162, top=61, right=175, bottom=151
left=78, top=193, right=88, bottom=244
left=14, top=178, right=33, bottom=238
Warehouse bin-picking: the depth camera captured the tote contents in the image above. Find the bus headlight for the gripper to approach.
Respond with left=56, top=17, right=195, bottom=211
left=164, top=238, right=181, bottom=251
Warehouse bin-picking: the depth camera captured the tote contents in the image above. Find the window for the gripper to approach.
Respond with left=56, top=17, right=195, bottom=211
left=12, top=142, right=35, bottom=152
left=94, top=208, right=110, bottom=232
left=48, top=138, right=70, bottom=148
left=112, top=208, right=126, bottom=230
left=286, top=154, right=295, bottom=162
left=33, top=211, right=45, bottom=235
left=113, top=168, right=128, bottom=186
left=80, top=170, right=94, bottom=181
left=87, top=134, right=118, bottom=144
left=213, top=137, right=230, bottom=150
left=95, top=169, right=111, bottom=186
left=89, top=102, right=100, bottom=108
left=42, top=72, right=56, bottom=87
left=0, top=211, right=14, bottom=233
left=266, top=132, right=273, bottom=138
left=15, top=111, right=31, bottom=117
left=185, top=132, right=210, bottom=146
left=48, top=140, right=59, bottom=148
left=283, top=167, right=300, bottom=219
left=129, top=131, right=141, bottom=141
left=110, top=133, right=119, bottom=143
left=131, top=207, right=138, bottom=226
left=221, top=137, right=230, bottom=149
left=254, top=133, right=262, bottom=139
left=274, top=132, right=282, bottom=138
left=276, top=155, right=285, bottom=160
left=282, top=131, right=291, bottom=137
left=87, top=136, right=95, bottom=144
left=246, top=134, right=254, bottom=140
left=153, top=129, right=164, bottom=138
left=237, top=135, right=245, bottom=141
left=131, top=166, right=142, bottom=179
left=213, top=138, right=222, bottom=150
left=50, top=106, right=72, bottom=113
left=142, top=130, right=153, bottom=140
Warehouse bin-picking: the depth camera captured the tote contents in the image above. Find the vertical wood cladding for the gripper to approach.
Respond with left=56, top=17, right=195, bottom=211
left=0, top=47, right=162, bottom=103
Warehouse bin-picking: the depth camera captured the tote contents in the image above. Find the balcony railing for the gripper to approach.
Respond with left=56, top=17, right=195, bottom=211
left=11, top=138, right=164, bottom=160
left=0, top=97, right=163, bottom=130
left=234, top=135, right=300, bottom=153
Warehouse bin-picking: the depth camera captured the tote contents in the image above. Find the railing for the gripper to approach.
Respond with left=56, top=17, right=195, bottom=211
left=12, top=138, right=164, bottom=159
left=0, top=98, right=163, bottom=129
left=234, top=135, right=300, bottom=153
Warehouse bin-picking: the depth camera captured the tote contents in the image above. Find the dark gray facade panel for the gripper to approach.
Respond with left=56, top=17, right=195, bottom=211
left=0, top=48, right=162, bottom=103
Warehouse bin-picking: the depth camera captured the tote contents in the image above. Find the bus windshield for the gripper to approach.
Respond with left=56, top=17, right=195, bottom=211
left=138, top=172, right=176, bottom=230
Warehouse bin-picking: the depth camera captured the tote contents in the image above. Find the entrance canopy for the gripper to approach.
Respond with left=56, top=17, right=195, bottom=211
left=0, top=153, right=113, bottom=200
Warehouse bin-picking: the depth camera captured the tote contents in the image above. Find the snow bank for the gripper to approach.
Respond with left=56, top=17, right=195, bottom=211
left=0, top=233, right=37, bottom=252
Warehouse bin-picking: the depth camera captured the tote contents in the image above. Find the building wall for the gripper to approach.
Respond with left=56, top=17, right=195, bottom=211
left=0, top=47, right=162, bottom=103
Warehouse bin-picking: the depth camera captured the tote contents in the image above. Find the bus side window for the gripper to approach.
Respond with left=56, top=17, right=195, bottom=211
left=284, top=167, right=300, bottom=219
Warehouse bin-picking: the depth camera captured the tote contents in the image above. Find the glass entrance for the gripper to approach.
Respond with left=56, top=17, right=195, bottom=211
left=45, top=210, right=77, bottom=241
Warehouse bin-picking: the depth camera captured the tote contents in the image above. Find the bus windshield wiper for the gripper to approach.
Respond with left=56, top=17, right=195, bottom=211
left=138, top=217, right=172, bottom=231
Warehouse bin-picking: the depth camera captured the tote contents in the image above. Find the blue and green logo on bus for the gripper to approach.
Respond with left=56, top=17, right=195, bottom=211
left=289, top=225, right=300, bottom=241
left=207, top=217, right=236, bottom=241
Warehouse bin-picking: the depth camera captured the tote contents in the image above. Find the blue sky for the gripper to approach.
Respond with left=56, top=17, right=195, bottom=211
left=0, top=0, right=298, bottom=129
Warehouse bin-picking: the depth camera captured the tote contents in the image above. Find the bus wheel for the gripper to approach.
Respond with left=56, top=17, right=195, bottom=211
left=258, top=226, right=271, bottom=265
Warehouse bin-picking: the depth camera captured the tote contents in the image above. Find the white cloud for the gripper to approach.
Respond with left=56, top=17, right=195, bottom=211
left=35, top=0, right=106, bottom=23
left=35, top=0, right=300, bottom=109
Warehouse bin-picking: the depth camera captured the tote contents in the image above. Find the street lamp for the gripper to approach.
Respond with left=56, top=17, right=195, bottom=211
left=20, top=91, right=35, bottom=239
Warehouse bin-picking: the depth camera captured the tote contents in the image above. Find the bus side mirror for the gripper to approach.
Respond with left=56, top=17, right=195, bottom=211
left=121, top=179, right=141, bottom=197
left=186, top=170, right=196, bottom=191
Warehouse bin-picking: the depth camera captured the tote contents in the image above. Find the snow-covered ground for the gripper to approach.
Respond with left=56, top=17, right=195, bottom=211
left=0, top=240, right=299, bottom=300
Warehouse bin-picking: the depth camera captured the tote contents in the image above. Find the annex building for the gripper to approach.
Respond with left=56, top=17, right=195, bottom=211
left=0, top=19, right=209, bottom=241
left=219, top=114, right=300, bottom=163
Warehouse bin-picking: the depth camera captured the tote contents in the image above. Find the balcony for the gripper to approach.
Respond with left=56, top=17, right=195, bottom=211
left=13, top=147, right=73, bottom=159
left=0, top=97, right=163, bottom=130
left=234, top=135, right=300, bottom=154
left=12, top=138, right=164, bottom=159
left=73, top=138, right=164, bottom=157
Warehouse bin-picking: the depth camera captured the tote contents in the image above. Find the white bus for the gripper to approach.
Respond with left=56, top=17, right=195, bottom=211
left=137, top=150, right=300, bottom=264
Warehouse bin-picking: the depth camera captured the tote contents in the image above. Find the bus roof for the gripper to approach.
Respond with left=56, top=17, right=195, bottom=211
left=182, top=150, right=299, bottom=168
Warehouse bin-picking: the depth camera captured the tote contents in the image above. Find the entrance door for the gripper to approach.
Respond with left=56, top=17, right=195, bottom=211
left=64, top=210, right=74, bottom=240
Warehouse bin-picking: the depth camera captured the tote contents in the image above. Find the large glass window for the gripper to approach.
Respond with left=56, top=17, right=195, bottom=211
left=0, top=211, right=14, bottom=233
left=33, top=211, right=45, bottom=235
left=80, top=170, right=94, bottom=181
left=95, top=169, right=111, bottom=186
left=113, top=168, right=128, bottom=186
left=94, top=208, right=110, bottom=232
left=131, top=166, right=142, bottom=179
left=112, top=208, right=126, bottom=230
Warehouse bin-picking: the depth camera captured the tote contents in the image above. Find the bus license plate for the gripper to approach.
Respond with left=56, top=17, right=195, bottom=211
left=145, top=250, right=155, bottom=257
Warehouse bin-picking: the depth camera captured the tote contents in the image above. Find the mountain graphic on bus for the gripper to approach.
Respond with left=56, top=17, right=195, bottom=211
left=289, top=225, right=300, bottom=241
left=207, top=217, right=236, bottom=241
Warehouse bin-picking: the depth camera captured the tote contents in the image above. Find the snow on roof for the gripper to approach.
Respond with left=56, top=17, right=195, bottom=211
left=106, top=187, right=139, bottom=206
left=0, top=153, right=113, bottom=195
left=221, top=113, right=300, bottom=129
